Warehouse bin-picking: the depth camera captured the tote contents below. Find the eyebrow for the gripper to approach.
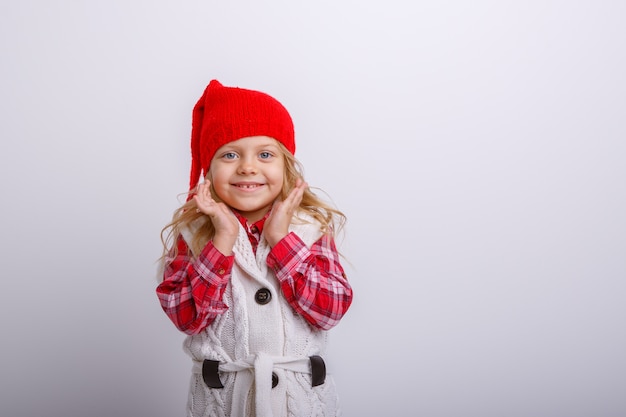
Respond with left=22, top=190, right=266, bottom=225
left=223, top=141, right=280, bottom=152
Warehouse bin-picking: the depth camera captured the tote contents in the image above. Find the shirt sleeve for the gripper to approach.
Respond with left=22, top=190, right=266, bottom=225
left=156, top=236, right=233, bottom=335
left=266, top=232, right=353, bottom=330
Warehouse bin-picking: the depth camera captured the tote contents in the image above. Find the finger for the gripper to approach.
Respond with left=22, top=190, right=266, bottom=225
left=192, top=195, right=202, bottom=212
left=196, top=183, right=205, bottom=201
left=198, top=182, right=214, bottom=202
left=287, top=180, right=305, bottom=198
left=289, top=181, right=306, bottom=206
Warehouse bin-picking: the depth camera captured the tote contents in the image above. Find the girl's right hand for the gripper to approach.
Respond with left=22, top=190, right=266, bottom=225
left=194, top=181, right=239, bottom=255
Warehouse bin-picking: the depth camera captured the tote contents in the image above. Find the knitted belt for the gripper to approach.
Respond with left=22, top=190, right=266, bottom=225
left=192, top=353, right=326, bottom=417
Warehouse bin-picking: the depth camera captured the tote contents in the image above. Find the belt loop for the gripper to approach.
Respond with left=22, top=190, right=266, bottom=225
left=309, top=355, right=326, bottom=387
left=202, top=359, right=224, bottom=389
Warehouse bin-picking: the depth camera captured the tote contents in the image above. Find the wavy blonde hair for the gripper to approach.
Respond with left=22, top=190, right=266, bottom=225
left=161, top=142, right=346, bottom=259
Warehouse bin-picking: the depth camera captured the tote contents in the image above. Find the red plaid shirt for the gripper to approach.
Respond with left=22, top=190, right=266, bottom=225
left=156, top=214, right=353, bottom=335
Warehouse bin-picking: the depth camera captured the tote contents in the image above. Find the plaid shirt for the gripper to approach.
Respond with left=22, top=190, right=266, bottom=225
left=156, top=215, right=353, bottom=335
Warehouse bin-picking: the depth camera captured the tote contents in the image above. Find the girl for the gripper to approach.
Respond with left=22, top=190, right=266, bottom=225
left=156, top=80, right=353, bottom=417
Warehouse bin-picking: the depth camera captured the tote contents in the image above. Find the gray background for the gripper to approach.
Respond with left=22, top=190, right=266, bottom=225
left=1, top=1, right=625, bottom=416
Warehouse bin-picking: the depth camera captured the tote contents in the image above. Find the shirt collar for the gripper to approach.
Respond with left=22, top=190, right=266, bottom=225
left=233, top=210, right=270, bottom=235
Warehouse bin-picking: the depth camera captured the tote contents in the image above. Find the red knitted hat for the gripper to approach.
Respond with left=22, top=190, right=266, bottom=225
left=188, top=80, right=295, bottom=198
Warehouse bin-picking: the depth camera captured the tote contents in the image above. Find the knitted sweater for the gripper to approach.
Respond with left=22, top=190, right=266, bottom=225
left=180, top=215, right=341, bottom=417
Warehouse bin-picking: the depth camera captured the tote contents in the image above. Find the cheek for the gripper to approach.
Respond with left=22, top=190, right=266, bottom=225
left=270, top=163, right=286, bottom=185
left=208, top=166, right=226, bottom=184
left=270, top=171, right=285, bottom=188
left=206, top=170, right=227, bottom=195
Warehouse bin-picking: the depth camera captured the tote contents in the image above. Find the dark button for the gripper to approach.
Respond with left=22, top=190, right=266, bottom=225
left=250, top=225, right=259, bottom=234
left=255, top=288, right=272, bottom=305
left=272, top=372, right=279, bottom=388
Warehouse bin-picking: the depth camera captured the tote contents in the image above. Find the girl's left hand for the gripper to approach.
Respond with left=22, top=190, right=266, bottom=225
left=264, top=178, right=307, bottom=247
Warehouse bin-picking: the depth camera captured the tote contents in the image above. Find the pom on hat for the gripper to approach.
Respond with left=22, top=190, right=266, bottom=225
left=188, top=80, right=295, bottom=199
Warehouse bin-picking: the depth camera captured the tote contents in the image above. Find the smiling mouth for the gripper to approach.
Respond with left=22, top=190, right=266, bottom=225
left=233, top=183, right=264, bottom=189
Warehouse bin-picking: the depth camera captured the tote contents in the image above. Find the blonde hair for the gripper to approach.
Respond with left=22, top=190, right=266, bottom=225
left=160, top=142, right=346, bottom=259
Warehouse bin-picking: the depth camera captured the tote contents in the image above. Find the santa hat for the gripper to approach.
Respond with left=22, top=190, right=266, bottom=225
left=188, top=79, right=295, bottom=198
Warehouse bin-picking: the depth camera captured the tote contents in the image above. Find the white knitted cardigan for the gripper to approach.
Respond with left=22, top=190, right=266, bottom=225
left=180, top=214, right=341, bottom=417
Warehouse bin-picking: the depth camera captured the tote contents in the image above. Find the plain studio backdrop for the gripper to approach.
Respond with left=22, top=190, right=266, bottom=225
left=1, top=1, right=625, bottom=416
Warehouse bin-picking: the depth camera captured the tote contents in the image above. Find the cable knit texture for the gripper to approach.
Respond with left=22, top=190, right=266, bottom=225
left=182, top=214, right=340, bottom=417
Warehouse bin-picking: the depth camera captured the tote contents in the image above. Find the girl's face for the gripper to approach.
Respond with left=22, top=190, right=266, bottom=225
left=208, top=136, right=285, bottom=223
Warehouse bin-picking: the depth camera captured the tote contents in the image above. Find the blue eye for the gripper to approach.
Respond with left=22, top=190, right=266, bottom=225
left=223, top=152, right=237, bottom=160
left=259, top=151, right=272, bottom=159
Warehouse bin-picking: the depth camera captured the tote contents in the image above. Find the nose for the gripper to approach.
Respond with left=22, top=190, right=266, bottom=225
left=237, top=156, right=258, bottom=175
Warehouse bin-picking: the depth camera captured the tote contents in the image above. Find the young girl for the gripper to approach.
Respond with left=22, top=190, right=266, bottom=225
left=156, top=80, right=353, bottom=417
